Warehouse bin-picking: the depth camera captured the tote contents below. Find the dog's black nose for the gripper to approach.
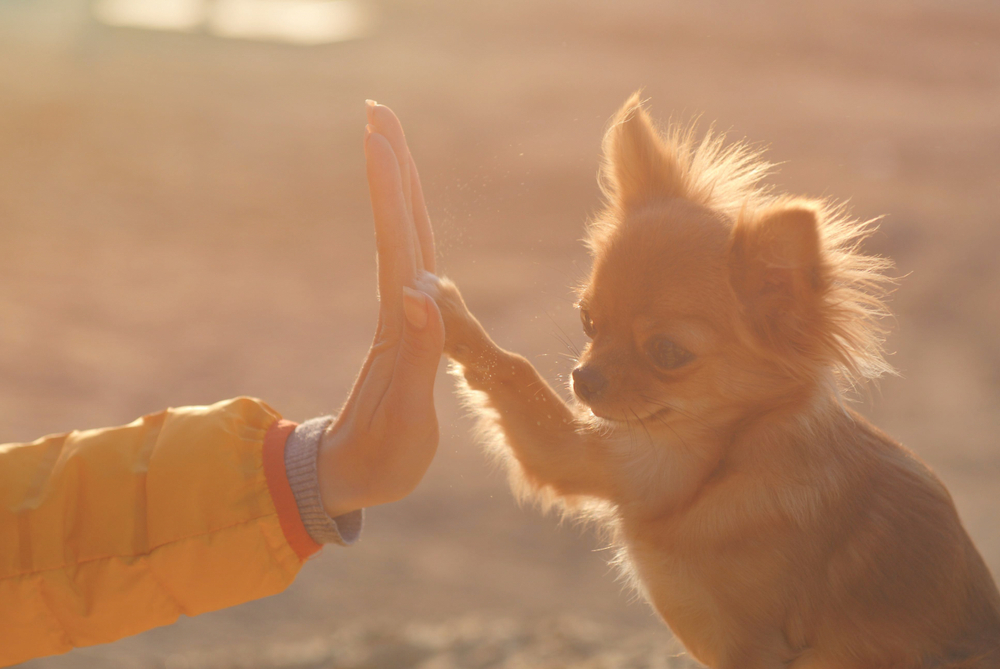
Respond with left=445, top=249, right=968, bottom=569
left=572, top=366, right=607, bottom=402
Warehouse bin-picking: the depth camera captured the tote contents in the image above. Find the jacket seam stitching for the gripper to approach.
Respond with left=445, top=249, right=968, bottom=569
left=0, top=513, right=282, bottom=582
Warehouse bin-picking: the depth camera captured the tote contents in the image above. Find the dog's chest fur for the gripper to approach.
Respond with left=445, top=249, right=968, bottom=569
left=624, top=537, right=729, bottom=665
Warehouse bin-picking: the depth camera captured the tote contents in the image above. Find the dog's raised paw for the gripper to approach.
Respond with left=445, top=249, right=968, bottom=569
left=413, top=271, right=480, bottom=360
left=413, top=270, right=444, bottom=301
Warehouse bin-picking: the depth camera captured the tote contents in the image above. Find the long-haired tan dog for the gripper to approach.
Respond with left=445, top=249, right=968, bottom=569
left=418, top=94, right=1000, bottom=668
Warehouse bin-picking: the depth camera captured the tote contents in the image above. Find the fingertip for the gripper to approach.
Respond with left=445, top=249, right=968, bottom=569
left=403, top=288, right=444, bottom=351
left=365, top=99, right=377, bottom=122
left=371, top=103, right=404, bottom=137
left=402, top=286, right=429, bottom=330
left=365, top=132, right=393, bottom=165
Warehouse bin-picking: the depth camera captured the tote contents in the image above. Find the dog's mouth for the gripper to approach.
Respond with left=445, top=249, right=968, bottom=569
left=646, top=406, right=672, bottom=421
left=582, top=404, right=671, bottom=424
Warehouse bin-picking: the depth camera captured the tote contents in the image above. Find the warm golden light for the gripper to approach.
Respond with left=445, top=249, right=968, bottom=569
left=91, top=0, right=373, bottom=44
left=208, top=0, right=372, bottom=44
left=92, top=0, right=204, bottom=31
left=3, top=1, right=997, bottom=666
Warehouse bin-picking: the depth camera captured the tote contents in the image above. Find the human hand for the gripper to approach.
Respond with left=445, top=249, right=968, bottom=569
left=317, top=101, right=444, bottom=519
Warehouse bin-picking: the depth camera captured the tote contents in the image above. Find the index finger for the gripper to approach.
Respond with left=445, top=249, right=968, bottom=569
left=408, top=154, right=436, bottom=273
left=366, top=130, right=418, bottom=337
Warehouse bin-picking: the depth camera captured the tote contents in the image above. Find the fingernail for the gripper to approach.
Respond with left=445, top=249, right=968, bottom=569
left=363, top=124, right=373, bottom=147
left=365, top=99, right=377, bottom=122
left=403, top=287, right=429, bottom=330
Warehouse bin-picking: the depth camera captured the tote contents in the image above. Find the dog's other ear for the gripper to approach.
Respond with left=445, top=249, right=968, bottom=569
left=600, top=93, right=681, bottom=208
left=729, top=199, right=826, bottom=347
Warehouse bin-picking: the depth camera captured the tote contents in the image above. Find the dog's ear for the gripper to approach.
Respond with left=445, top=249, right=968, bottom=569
left=600, top=93, right=681, bottom=208
left=729, top=199, right=826, bottom=346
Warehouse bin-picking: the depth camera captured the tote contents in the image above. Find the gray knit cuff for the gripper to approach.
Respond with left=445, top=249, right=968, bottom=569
left=285, top=416, right=364, bottom=546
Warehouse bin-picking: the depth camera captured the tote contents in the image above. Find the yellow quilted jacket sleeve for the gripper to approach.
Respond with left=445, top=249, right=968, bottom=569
left=0, top=397, right=320, bottom=667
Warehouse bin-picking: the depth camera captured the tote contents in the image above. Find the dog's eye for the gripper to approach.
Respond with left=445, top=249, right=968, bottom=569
left=648, top=337, right=694, bottom=370
left=580, top=308, right=596, bottom=337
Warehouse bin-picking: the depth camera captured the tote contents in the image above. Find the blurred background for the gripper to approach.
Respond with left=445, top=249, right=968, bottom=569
left=2, top=0, right=998, bottom=667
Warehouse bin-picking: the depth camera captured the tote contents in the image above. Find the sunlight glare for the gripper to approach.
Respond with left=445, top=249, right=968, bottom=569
left=209, top=0, right=370, bottom=44
left=92, top=0, right=372, bottom=44
left=93, top=0, right=205, bottom=31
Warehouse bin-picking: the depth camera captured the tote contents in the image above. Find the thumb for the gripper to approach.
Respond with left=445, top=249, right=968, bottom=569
left=395, top=287, right=445, bottom=397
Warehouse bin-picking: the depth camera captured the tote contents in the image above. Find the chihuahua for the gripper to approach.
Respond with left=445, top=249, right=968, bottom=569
left=417, top=94, right=1000, bottom=668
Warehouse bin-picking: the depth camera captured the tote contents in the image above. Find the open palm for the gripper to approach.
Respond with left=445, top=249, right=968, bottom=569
left=317, top=102, right=444, bottom=518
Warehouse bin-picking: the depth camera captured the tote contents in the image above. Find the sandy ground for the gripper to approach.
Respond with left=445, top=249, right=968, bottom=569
left=2, top=0, right=999, bottom=666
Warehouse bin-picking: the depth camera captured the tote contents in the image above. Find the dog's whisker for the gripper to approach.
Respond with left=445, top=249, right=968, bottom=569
left=651, top=410, right=690, bottom=451
left=629, top=407, right=654, bottom=446
left=639, top=394, right=721, bottom=436
left=545, top=311, right=582, bottom=359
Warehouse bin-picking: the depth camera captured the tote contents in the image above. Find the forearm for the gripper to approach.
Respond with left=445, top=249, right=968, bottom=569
left=0, top=398, right=359, bottom=667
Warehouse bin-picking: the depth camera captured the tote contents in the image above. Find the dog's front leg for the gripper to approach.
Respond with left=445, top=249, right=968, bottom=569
left=417, top=273, right=616, bottom=502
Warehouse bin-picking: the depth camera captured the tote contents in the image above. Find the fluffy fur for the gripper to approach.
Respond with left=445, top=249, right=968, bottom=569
left=418, top=94, right=1000, bottom=668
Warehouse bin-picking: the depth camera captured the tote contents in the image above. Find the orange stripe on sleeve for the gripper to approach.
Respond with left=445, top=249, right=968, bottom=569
left=262, top=419, right=321, bottom=560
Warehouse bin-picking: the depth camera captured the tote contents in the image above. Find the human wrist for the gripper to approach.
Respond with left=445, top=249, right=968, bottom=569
left=316, top=424, right=371, bottom=519
left=285, top=416, right=363, bottom=546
